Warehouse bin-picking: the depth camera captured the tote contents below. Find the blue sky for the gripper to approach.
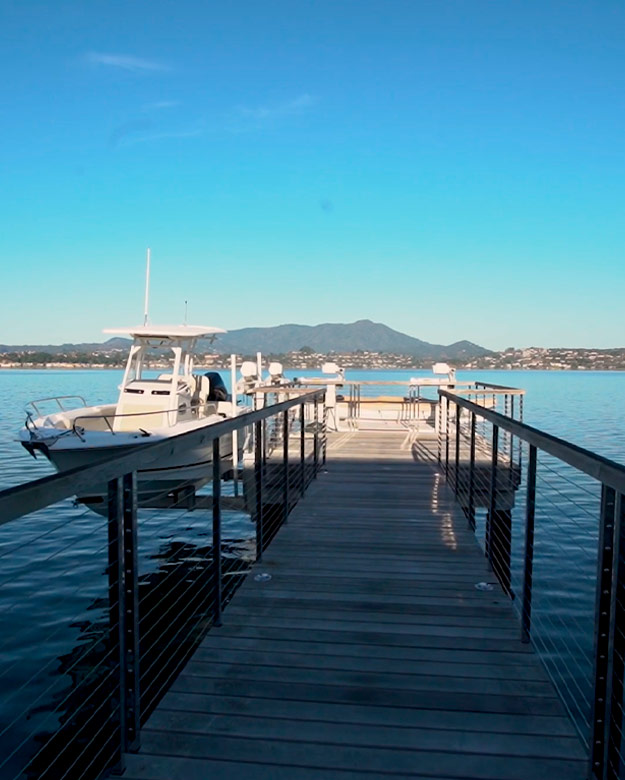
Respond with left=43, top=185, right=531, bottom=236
left=1, top=0, right=624, bottom=349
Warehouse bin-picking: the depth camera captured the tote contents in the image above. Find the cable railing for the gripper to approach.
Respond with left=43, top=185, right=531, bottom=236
left=294, top=375, right=524, bottom=440
left=0, top=389, right=325, bottom=780
left=438, top=387, right=625, bottom=780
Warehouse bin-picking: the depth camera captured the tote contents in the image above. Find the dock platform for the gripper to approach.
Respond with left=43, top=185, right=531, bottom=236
left=123, top=430, right=585, bottom=779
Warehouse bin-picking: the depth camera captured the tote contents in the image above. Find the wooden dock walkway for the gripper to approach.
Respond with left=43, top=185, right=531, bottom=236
left=123, top=430, right=586, bottom=780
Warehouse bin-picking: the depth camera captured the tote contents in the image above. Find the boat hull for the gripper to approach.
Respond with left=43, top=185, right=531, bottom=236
left=22, top=431, right=238, bottom=514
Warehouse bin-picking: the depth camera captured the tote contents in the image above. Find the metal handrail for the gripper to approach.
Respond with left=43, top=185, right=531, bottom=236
left=26, top=395, right=88, bottom=418
left=0, top=390, right=326, bottom=526
left=299, top=378, right=474, bottom=387
left=73, top=413, right=115, bottom=435
left=474, top=381, right=525, bottom=392
left=440, top=389, right=625, bottom=495
left=453, top=387, right=526, bottom=396
left=71, top=398, right=227, bottom=436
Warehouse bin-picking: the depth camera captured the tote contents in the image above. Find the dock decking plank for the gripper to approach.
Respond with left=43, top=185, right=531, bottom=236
left=191, top=646, right=550, bottom=681
left=143, top=709, right=585, bottom=759
left=124, top=430, right=585, bottom=778
left=128, top=730, right=586, bottom=780
left=155, top=691, right=579, bottom=736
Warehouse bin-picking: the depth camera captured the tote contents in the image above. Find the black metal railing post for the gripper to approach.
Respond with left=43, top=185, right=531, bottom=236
left=107, top=477, right=125, bottom=772
left=283, top=409, right=289, bottom=524
left=122, top=471, right=140, bottom=753
left=445, top=397, right=450, bottom=480
left=262, top=418, right=267, bottom=469
left=486, top=425, right=499, bottom=566
left=517, top=395, right=524, bottom=469
left=212, top=437, right=222, bottom=627
left=300, top=403, right=306, bottom=495
left=468, top=412, right=476, bottom=531
left=503, top=394, right=509, bottom=458
left=607, top=492, right=625, bottom=779
left=255, top=420, right=263, bottom=561
left=437, top=399, right=442, bottom=465
left=590, top=485, right=617, bottom=779
left=313, top=399, right=319, bottom=477
left=521, top=445, right=537, bottom=643
left=322, top=399, right=327, bottom=466
left=454, top=403, right=460, bottom=497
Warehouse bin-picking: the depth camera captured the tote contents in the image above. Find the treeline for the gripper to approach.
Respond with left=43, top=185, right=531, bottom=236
left=0, top=352, right=125, bottom=366
left=212, top=351, right=433, bottom=370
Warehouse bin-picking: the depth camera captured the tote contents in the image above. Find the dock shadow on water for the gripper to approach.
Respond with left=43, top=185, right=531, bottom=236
left=0, top=499, right=261, bottom=780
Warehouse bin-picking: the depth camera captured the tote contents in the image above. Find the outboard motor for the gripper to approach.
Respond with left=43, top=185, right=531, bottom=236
left=203, top=372, right=229, bottom=402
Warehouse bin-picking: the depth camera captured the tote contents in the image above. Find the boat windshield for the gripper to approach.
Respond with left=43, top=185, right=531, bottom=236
left=122, top=336, right=197, bottom=388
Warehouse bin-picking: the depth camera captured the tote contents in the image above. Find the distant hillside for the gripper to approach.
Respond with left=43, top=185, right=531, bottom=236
left=213, top=320, right=492, bottom=359
left=0, top=321, right=492, bottom=361
left=0, top=337, right=131, bottom=355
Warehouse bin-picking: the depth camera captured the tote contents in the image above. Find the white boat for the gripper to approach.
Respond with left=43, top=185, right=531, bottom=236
left=19, top=324, right=242, bottom=512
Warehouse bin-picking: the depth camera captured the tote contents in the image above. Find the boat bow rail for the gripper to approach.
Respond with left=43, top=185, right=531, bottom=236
left=25, top=395, right=88, bottom=422
left=437, top=387, right=625, bottom=780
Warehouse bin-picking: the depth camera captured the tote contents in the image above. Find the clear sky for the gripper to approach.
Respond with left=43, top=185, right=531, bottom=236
left=1, top=0, right=624, bottom=349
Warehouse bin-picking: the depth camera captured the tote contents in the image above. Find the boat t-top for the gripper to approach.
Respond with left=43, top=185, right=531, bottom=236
left=19, top=323, right=240, bottom=511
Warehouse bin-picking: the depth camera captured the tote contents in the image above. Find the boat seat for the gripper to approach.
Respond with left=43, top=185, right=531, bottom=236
left=49, top=416, right=72, bottom=430
left=197, top=375, right=211, bottom=409
left=158, top=373, right=194, bottom=393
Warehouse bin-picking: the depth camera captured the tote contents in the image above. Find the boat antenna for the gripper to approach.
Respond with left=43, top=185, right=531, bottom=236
left=184, top=299, right=188, bottom=326
left=143, top=247, right=151, bottom=325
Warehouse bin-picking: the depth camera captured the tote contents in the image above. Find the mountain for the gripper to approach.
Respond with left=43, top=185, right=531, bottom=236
left=213, top=320, right=491, bottom=359
left=0, top=321, right=492, bottom=360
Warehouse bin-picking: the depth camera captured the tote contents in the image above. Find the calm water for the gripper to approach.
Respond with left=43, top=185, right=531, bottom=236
left=0, top=368, right=623, bottom=774
left=1, top=368, right=624, bottom=489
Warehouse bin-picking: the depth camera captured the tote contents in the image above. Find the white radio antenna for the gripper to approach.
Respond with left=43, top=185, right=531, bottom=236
left=143, top=247, right=151, bottom=325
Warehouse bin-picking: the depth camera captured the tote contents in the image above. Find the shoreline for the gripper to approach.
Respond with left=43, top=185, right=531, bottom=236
left=2, top=365, right=625, bottom=373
